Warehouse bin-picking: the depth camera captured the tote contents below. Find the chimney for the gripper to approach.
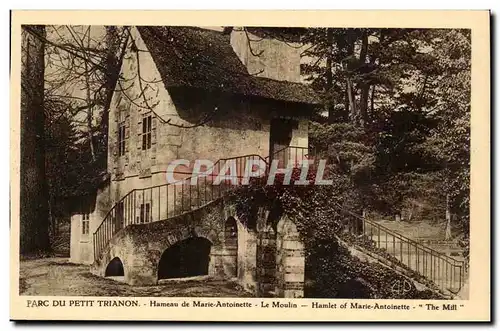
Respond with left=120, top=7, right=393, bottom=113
left=229, top=27, right=302, bottom=83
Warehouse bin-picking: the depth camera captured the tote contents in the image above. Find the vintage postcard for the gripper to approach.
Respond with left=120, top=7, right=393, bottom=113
left=10, top=10, right=490, bottom=321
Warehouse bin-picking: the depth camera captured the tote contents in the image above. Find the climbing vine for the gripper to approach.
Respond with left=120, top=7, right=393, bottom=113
left=227, top=168, right=443, bottom=299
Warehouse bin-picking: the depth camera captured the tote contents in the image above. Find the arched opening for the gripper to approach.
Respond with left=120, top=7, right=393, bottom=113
left=158, top=237, right=212, bottom=280
left=224, top=217, right=238, bottom=277
left=105, top=257, right=124, bottom=277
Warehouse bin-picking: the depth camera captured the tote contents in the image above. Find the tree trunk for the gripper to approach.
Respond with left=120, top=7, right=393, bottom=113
left=48, top=197, right=54, bottom=237
left=345, top=29, right=357, bottom=124
left=325, top=28, right=335, bottom=124
left=20, top=25, right=51, bottom=255
left=346, top=78, right=356, bottom=123
left=445, top=194, right=452, bottom=240
left=370, top=84, right=376, bottom=115
left=344, top=88, right=350, bottom=122
left=84, top=58, right=96, bottom=161
left=358, top=31, right=369, bottom=128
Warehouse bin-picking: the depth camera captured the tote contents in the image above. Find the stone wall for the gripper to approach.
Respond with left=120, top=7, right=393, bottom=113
left=107, top=26, right=309, bottom=206
left=230, top=28, right=304, bottom=83
left=256, top=225, right=277, bottom=297
left=91, top=199, right=228, bottom=285
left=90, top=27, right=310, bottom=296
left=275, top=215, right=305, bottom=298
left=91, top=195, right=306, bottom=298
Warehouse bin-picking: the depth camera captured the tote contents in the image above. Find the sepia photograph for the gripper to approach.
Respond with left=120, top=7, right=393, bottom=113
left=10, top=10, right=490, bottom=322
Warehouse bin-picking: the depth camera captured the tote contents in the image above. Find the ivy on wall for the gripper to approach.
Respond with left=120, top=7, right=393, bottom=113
left=228, top=169, right=443, bottom=299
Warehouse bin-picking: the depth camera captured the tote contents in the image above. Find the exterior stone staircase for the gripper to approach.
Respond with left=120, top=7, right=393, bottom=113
left=337, top=209, right=467, bottom=297
left=93, top=146, right=467, bottom=297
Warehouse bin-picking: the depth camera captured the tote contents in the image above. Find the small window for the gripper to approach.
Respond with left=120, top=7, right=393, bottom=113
left=82, top=213, right=90, bottom=235
left=140, top=203, right=151, bottom=223
left=142, top=114, right=152, bottom=150
left=118, top=124, right=126, bottom=156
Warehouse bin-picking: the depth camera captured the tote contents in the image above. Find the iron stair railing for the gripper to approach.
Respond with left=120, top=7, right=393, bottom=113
left=93, top=153, right=268, bottom=261
left=93, top=145, right=466, bottom=295
left=339, top=208, right=467, bottom=295
left=93, top=146, right=311, bottom=261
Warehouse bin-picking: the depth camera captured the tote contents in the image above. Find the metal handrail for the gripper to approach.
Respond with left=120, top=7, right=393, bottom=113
left=339, top=205, right=465, bottom=265
left=94, top=153, right=266, bottom=232
left=339, top=207, right=466, bottom=294
left=93, top=153, right=268, bottom=260
left=265, top=145, right=311, bottom=162
left=93, top=145, right=465, bottom=295
left=93, top=147, right=311, bottom=260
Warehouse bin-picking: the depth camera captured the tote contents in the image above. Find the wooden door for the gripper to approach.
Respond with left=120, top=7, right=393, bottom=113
left=269, top=119, right=296, bottom=167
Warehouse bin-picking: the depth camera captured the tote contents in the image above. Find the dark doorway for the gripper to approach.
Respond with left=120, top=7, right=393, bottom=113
left=269, top=118, right=297, bottom=167
left=158, top=237, right=212, bottom=280
left=105, top=257, right=124, bottom=277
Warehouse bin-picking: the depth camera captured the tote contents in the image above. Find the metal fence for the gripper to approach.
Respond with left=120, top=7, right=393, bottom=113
left=342, top=212, right=466, bottom=295
left=266, top=145, right=312, bottom=168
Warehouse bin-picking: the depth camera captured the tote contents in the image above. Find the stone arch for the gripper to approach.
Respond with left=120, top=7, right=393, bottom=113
left=105, top=257, right=125, bottom=277
left=275, top=216, right=305, bottom=298
left=157, top=236, right=213, bottom=280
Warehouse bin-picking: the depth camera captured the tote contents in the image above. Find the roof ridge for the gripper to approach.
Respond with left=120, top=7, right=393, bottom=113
left=253, top=75, right=308, bottom=86
left=135, top=25, right=223, bottom=33
left=136, top=26, right=319, bottom=105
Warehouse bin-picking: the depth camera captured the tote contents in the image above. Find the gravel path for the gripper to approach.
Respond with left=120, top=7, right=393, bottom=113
left=19, top=257, right=253, bottom=297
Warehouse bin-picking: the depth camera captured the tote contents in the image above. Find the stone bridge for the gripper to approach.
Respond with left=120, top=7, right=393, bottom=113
left=91, top=196, right=306, bottom=298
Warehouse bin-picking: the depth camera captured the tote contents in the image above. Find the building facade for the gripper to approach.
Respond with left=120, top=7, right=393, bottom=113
left=70, top=26, right=318, bottom=271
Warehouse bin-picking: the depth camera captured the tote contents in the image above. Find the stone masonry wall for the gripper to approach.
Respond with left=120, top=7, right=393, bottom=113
left=276, top=215, right=306, bottom=298
left=106, top=26, right=308, bottom=206
left=92, top=196, right=306, bottom=298
left=230, top=29, right=304, bottom=83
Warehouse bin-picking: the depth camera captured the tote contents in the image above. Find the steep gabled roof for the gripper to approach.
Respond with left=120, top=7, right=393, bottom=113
left=136, top=26, right=319, bottom=105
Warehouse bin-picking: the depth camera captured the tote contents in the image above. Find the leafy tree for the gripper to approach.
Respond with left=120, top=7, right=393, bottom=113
left=422, top=29, right=471, bottom=244
left=305, top=28, right=470, bottom=242
left=45, top=110, right=78, bottom=233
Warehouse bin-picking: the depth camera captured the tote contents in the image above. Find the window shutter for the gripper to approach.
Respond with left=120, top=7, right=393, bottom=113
left=151, top=117, right=157, bottom=145
left=137, top=116, right=143, bottom=151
